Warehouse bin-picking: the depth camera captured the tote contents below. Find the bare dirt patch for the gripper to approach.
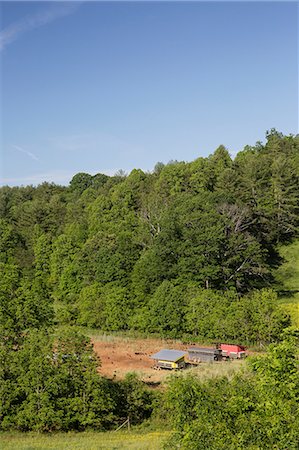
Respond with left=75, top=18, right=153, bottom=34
left=92, top=335, right=246, bottom=384
left=92, top=336, right=186, bottom=383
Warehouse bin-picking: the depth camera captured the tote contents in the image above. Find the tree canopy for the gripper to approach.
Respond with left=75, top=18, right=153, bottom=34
left=1, top=131, right=298, bottom=343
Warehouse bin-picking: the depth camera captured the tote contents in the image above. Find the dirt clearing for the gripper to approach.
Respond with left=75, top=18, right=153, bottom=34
left=91, top=334, right=245, bottom=383
left=92, top=335, right=186, bottom=383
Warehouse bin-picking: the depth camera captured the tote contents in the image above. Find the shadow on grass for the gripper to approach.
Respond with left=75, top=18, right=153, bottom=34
left=277, top=289, right=299, bottom=299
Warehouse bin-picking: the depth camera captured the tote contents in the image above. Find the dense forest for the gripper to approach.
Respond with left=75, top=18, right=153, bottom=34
left=1, top=129, right=298, bottom=342
left=1, top=129, right=299, bottom=443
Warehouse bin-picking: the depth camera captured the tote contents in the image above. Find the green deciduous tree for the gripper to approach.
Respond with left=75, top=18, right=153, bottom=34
left=0, top=328, right=116, bottom=431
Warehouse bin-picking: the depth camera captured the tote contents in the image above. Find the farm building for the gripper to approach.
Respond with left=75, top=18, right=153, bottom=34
left=151, top=349, right=187, bottom=370
left=217, top=343, right=247, bottom=359
left=187, top=347, right=222, bottom=363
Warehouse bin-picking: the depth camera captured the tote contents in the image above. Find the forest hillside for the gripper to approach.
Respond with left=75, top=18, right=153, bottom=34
left=1, top=129, right=299, bottom=344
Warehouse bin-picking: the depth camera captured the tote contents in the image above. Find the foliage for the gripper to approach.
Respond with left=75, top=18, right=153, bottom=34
left=165, top=338, right=299, bottom=449
left=1, top=130, right=298, bottom=341
left=0, top=328, right=113, bottom=431
left=115, top=372, right=156, bottom=425
left=0, top=327, right=157, bottom=432
left=275, top=239, right=299, bottom=326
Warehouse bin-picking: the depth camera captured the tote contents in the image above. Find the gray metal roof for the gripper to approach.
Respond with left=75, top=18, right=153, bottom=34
left=151, top=349, right=187, bottom=362
left=188, top=347, right=216, bottom=353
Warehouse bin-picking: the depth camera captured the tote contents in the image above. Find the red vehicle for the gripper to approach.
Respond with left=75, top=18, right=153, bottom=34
left=217, top=343, right=247, bottom=360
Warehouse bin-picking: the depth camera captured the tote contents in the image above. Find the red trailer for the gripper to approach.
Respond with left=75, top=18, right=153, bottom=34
left=218, top=343, right=247, bottom=360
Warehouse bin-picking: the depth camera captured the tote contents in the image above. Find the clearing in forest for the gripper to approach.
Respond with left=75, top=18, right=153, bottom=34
left=91, top=334, right=245, bottom=383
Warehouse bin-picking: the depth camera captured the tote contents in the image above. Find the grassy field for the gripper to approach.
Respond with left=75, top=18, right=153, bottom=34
left=275, top=239, right=299, bottom=327
left=185, top=359, right=245, bottom=380
left=0, top=430, right=171, bottom=450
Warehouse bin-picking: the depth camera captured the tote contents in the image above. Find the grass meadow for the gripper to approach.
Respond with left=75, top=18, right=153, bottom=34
left=0, top=430, right=170, bottom=450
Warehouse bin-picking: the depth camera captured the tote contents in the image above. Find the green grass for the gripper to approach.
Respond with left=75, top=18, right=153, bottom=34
left=275, top=239, right=299, bottom=327
left=187, top=359, right=245, bottom=380
left=0, top=430, right=171, bottom=450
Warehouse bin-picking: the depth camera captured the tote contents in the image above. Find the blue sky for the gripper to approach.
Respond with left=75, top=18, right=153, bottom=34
left=1, top=1, right=298, bottom=186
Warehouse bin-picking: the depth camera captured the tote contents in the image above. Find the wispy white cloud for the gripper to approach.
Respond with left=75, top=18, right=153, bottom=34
left=0, top=3, right=80, bottom=52
left=11, top=144, right=39, bottom=161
